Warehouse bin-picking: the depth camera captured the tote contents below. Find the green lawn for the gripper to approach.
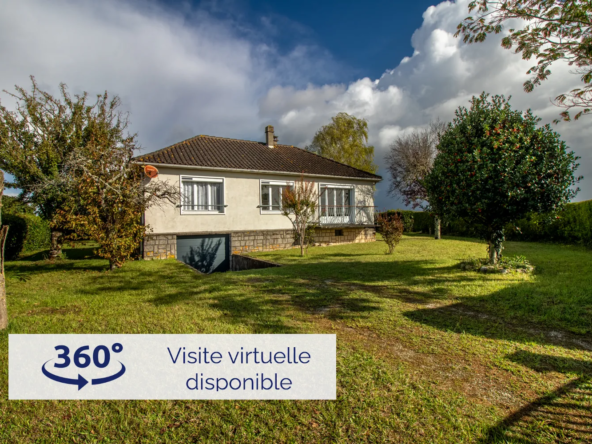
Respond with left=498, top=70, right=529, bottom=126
left=1, top=235, right=591, bottom=443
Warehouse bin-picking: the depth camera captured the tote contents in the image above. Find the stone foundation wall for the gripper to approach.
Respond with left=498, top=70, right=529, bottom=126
left=143, top=227, right=376, bottom=260
left=143, top=234, right=176, bottom=260
left=313, top=227, right=376, bottom=246
left=230, top=230, right=295, bottom=255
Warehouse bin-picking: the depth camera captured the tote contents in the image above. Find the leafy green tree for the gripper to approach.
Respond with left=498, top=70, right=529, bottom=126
left=425, top=93, right=580, bottom=264
left=0, top=77, right=90, bottom=258
left=48, top=93, right=179, bottom=271
left=307, top=112, right=377, bottom=173
left=457, top=1, right=592, bottom=121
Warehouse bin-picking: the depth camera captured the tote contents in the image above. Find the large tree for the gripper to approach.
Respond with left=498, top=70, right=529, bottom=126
left=425, top=93, right=580, bottom=264
left=0, top=77, right=90, bottom=258
left=307, top=112, right=377, bottom=173
left=385, top=121, right=447, bottom=238
left=0, top=170, right=8, bottom=330
left=457, top=0, right=592, bottom=121
left=46, top=93, right=179, bottom=271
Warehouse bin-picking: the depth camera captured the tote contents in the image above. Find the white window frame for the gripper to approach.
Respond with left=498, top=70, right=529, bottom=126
left=259, top=179, right=294, bottom=214
left=318, top=183, right=355, bottom=224
left=180, top=175, right=226, bottom=215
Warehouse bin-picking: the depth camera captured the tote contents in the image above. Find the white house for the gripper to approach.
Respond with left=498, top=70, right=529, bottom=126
left=135, top=126, right=381, bottom=272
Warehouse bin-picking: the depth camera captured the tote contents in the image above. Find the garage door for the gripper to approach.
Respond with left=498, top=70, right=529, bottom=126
left=177, top=234, right=230, bottom=273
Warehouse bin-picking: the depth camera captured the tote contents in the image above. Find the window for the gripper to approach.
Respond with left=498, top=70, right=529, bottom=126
left=260, top=181, right=293, bottom=212
left=320, top=185, right=353, bottom=219
left=181, top=176, right=224, bottom=213
left=335, top=229, right=344, bottom=237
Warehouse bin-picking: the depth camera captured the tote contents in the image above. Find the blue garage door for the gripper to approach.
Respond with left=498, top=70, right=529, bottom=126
left=177, top=234, right=230, bottom=273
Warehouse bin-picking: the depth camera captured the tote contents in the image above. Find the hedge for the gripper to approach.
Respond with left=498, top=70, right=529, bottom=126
left=2, top=213, right=51, bottom=260
left=381, top=210, right=415, bottom=232
left=393, top=200, right=592, bottom=247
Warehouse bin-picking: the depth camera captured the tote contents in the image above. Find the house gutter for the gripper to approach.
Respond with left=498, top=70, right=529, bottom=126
left=133, top=161, right=382, bottom=183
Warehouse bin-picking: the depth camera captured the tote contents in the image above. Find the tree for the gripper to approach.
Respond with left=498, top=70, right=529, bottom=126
left=376, top=212, right=404, bottom=254
left=0, top=77, right=90, bottom=258
left=45, top=93, right=179, bottom=271
left=385, top=121, right=447, bottom=238
left=307, top=113, right=377, bottom=173
left=425, top=93, right=580, bottom=264
left=0, top=170, right=9, bottom=329
left=281, top=177, right=319, bottom=257
left=457, top=1, right=592, bottom=121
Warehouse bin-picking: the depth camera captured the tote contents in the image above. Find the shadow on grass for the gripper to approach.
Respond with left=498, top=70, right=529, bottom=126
left=481, top=352, right=592, bottom=443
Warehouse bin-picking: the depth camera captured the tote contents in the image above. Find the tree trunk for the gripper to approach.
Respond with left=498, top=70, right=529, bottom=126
left=49, top=230, right=62, bottom=259
left=300, top=225, right=305, bottom=257
left=434, top=216, right=441, bottom=240
left=488, top=229, right=505, bottom=265
left=0, top=170, right=8, bottom=330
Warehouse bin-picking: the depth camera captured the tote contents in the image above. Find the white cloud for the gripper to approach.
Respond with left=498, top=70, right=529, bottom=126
left=260, top=0, right=591, bottom=206
left=0, top=0, right=589, bottom=209
left=0, top=0, right=335, bottom=150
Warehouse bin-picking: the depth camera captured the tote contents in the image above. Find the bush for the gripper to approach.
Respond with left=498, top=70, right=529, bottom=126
left=382, top=210, right=414, bottom=232
left=405, top=200, right=591, bottom=247
left=3, top=213, right=51, bottom=260
left=376, top=213, right=404, bottom=254
left=505, top=200, right=592, bottom=246
left=413, top=212, right=434, bottom=234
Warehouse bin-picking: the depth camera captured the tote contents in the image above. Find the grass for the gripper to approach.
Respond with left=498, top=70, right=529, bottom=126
left=0, top=235, right=591, bottom=443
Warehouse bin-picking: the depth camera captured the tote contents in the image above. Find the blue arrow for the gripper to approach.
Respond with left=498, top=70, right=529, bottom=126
left=92, top=362, right=126, bottom=385
left=42, top=361, right=89, bottom=390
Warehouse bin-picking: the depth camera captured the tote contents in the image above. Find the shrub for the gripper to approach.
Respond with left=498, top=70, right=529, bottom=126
left=376, top=213, right=404, bottom=254
left=413, top=212, right=434, bottom=234
left=3, top=213, right=51, bottom=260
left=382, top=210, right=414, bottom=232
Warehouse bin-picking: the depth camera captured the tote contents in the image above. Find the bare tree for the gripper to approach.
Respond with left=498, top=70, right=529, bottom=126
left=0, top=170, right=9, bottom=329
left=385, top=121, right=447, bottom=239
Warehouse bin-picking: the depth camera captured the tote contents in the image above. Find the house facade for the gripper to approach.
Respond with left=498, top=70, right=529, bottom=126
left=135, top=126, right=381, bottom=273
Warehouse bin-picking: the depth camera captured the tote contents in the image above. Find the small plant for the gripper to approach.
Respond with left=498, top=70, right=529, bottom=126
left=499, top=255, right=532, bottom=270
left=459, top=254, right=534, bottom=273
left=376, top=213, right=404, bottom=254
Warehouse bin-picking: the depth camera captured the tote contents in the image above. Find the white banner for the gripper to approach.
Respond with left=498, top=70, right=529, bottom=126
left=9, top=334, right=336, bottom=400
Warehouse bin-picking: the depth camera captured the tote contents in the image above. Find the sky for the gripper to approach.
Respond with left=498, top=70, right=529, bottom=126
left=0, top=0, right=590, bottom=208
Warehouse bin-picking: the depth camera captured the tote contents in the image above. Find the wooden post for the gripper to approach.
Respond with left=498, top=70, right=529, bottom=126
left=0, top=170, right=9, bottom=330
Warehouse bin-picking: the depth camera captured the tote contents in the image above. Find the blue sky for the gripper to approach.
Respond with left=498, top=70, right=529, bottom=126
left=0, top=0, right=590, bottom=207
left=158, top=0, right=440, bottom=83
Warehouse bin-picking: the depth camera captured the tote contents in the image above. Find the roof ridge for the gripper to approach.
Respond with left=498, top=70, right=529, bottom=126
left=137, top=134, right=295, bottom=159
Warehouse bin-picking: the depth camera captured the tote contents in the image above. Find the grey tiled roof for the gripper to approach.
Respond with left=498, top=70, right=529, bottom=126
left=135, top=135, right=381, bottom=181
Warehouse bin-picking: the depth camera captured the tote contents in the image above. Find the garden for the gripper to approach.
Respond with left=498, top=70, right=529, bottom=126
left=0, top=233, right=590, bottom=443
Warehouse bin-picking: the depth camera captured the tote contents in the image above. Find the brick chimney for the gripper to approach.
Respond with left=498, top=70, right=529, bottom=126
left=265, top=125, right=275, bottom=148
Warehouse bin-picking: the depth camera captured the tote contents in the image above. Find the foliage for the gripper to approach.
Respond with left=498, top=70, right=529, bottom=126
left=412, top=211, right=435, bottom=234
left=457, top=0, right=592, bottom=121
left=506, top=199, right=592, bottom=246
left=376, top=213, right=404, bottom=254
left=0, top=170, right=7, bottom=329
left=2, top=213, right=50, bottom=260
left=425, top=93, right=580, bottom=264
left=44, top=93, right=179, bottom=270
left=1, top=196, right=35, bottom=215
left=281, top=177, right=319, bottom=256
left=306, top=112, right=377, bottom=173
left=0, top=77, right=92, bottom=257
left=385, top=121, right=447, bottom=209
left=381, top=210, right=415, bottom=232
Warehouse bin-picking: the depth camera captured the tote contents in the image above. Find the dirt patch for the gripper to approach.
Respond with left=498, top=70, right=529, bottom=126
left=22, top=305, right=82, bottom=317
